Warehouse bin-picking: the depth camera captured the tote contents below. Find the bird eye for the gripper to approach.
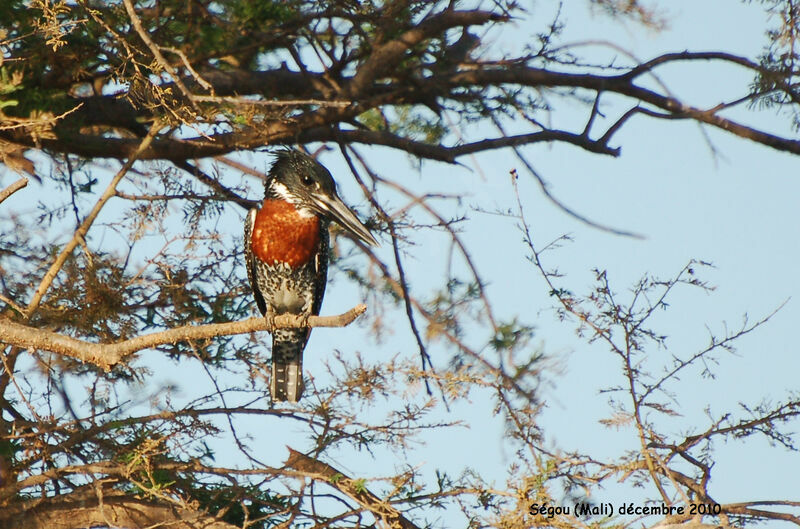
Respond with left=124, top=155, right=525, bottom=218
left=301, top=175, right=314, bottom=186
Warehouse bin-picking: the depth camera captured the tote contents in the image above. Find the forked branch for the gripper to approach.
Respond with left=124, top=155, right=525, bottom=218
left=285, top=448, right=421, bottom=529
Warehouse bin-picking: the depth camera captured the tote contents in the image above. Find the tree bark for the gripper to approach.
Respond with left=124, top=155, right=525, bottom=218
left=0, top=495, right=239, bottom=529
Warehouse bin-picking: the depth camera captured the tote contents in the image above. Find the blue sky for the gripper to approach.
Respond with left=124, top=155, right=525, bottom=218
left=296, top=0, right=800, bottom=519
left=452, top=0, right=800, bottom=510
left=167, top=0, right=800, bottom=522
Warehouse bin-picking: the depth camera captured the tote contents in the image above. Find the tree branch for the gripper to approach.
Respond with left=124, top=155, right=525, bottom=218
left=2, top=122, right=622, bottom=163
left=0, top=305, right=367, bottom=371
left=22, top=123, right=160, bottom=318
left=311, top=127, right=620, bottom=162
left=0, top=178, right=27, bottom=206
left=347, top=9, right=505, bottom=97
left=443, top=65, right=800, bottom=155
left=0, top=491, right=240, bottom=529
left=3, top=52, right=798, bottom=161
left=122, top=0, right=200, bottom=107
left=285, top=448, right=421, bottom=529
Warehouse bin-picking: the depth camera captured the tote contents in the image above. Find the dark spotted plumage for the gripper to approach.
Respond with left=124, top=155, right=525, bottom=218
left=244, top=150, right=378, bottom=403
left=245, top=212, right=328, bottom=402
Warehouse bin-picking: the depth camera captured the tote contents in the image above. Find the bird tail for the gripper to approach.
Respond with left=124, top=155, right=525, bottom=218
left=270, top=328, right=308, bottom=403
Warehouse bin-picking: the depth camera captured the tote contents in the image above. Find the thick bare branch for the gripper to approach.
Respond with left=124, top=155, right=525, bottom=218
left=0, top=493, right=239, bottom=529
left=2, top=125, right=619, bottom=164
left=0, top=305, right=367, bottom=371
left=2, top=51, right=798, bottom=160
left=346, top=9, right=505, bottom=96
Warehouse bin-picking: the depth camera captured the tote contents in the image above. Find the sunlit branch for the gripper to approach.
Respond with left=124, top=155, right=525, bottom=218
left=285, top=448, right=421, bottom=529
left=0, top=178, right=27, bottom=206
left=0, top=305, right=367, bottom=371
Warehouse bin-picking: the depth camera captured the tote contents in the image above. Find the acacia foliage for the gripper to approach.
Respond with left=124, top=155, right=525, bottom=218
left=0, top=1, right=799, bottom=529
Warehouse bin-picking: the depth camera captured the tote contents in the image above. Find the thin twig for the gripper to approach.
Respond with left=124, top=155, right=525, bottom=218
left=193, top=95, right=351, bottom=107
left=285, top=448, right=421, bottom=529
left=0, top=177, right=27, bottom=206
left=338, top=145, right=436, bottom=396
left=122, top=0, right=198, bottom=107
left=23, top=123, right=160, bottom=318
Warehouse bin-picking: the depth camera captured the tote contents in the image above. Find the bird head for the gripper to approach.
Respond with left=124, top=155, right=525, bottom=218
left=266, top=150, right=378, bottom=247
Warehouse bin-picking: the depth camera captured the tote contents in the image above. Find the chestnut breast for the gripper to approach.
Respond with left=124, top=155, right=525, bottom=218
left=250, top=199, right=321, bottom=268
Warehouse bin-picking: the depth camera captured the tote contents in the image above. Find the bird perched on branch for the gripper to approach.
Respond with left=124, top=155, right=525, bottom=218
left=244, top=150, right=378, bottom=402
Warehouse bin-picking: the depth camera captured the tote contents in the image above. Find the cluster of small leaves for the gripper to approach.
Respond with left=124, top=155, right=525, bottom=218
left=748, top=0, right=800, bottom=127
left=490, top=320, right=534, bottom=353
left=588, top=0, right=668, bottom=28
left=424, top=278, right=482, bottom=342
left=36, top=253, right=141, bottom=340
left=0, top=68, right=23, bottom=112
left=188, top=482, right=291, bottom=528
left=357, top=106, right=446, bottom=145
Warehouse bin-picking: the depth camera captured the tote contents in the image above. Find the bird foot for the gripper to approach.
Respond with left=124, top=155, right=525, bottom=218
left=265, top=309, right=277, bottom=332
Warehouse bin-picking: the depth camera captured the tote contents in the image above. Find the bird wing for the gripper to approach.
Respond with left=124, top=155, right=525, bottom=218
left=244, top=208, right=267, bottom=316
left=311, top=220, right=329, bottom=317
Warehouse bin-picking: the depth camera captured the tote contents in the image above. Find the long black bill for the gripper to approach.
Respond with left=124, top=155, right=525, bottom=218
left=310, top=192, right=378, bottom=247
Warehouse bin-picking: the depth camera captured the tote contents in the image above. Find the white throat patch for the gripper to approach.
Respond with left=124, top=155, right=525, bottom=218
left=269, top=181, right=315, bottom=218
left=270, top=181, right=293, bottom=202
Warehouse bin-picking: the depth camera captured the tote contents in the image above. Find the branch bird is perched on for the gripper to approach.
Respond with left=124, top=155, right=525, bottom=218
left=244, top=150, right=378, bottom=402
